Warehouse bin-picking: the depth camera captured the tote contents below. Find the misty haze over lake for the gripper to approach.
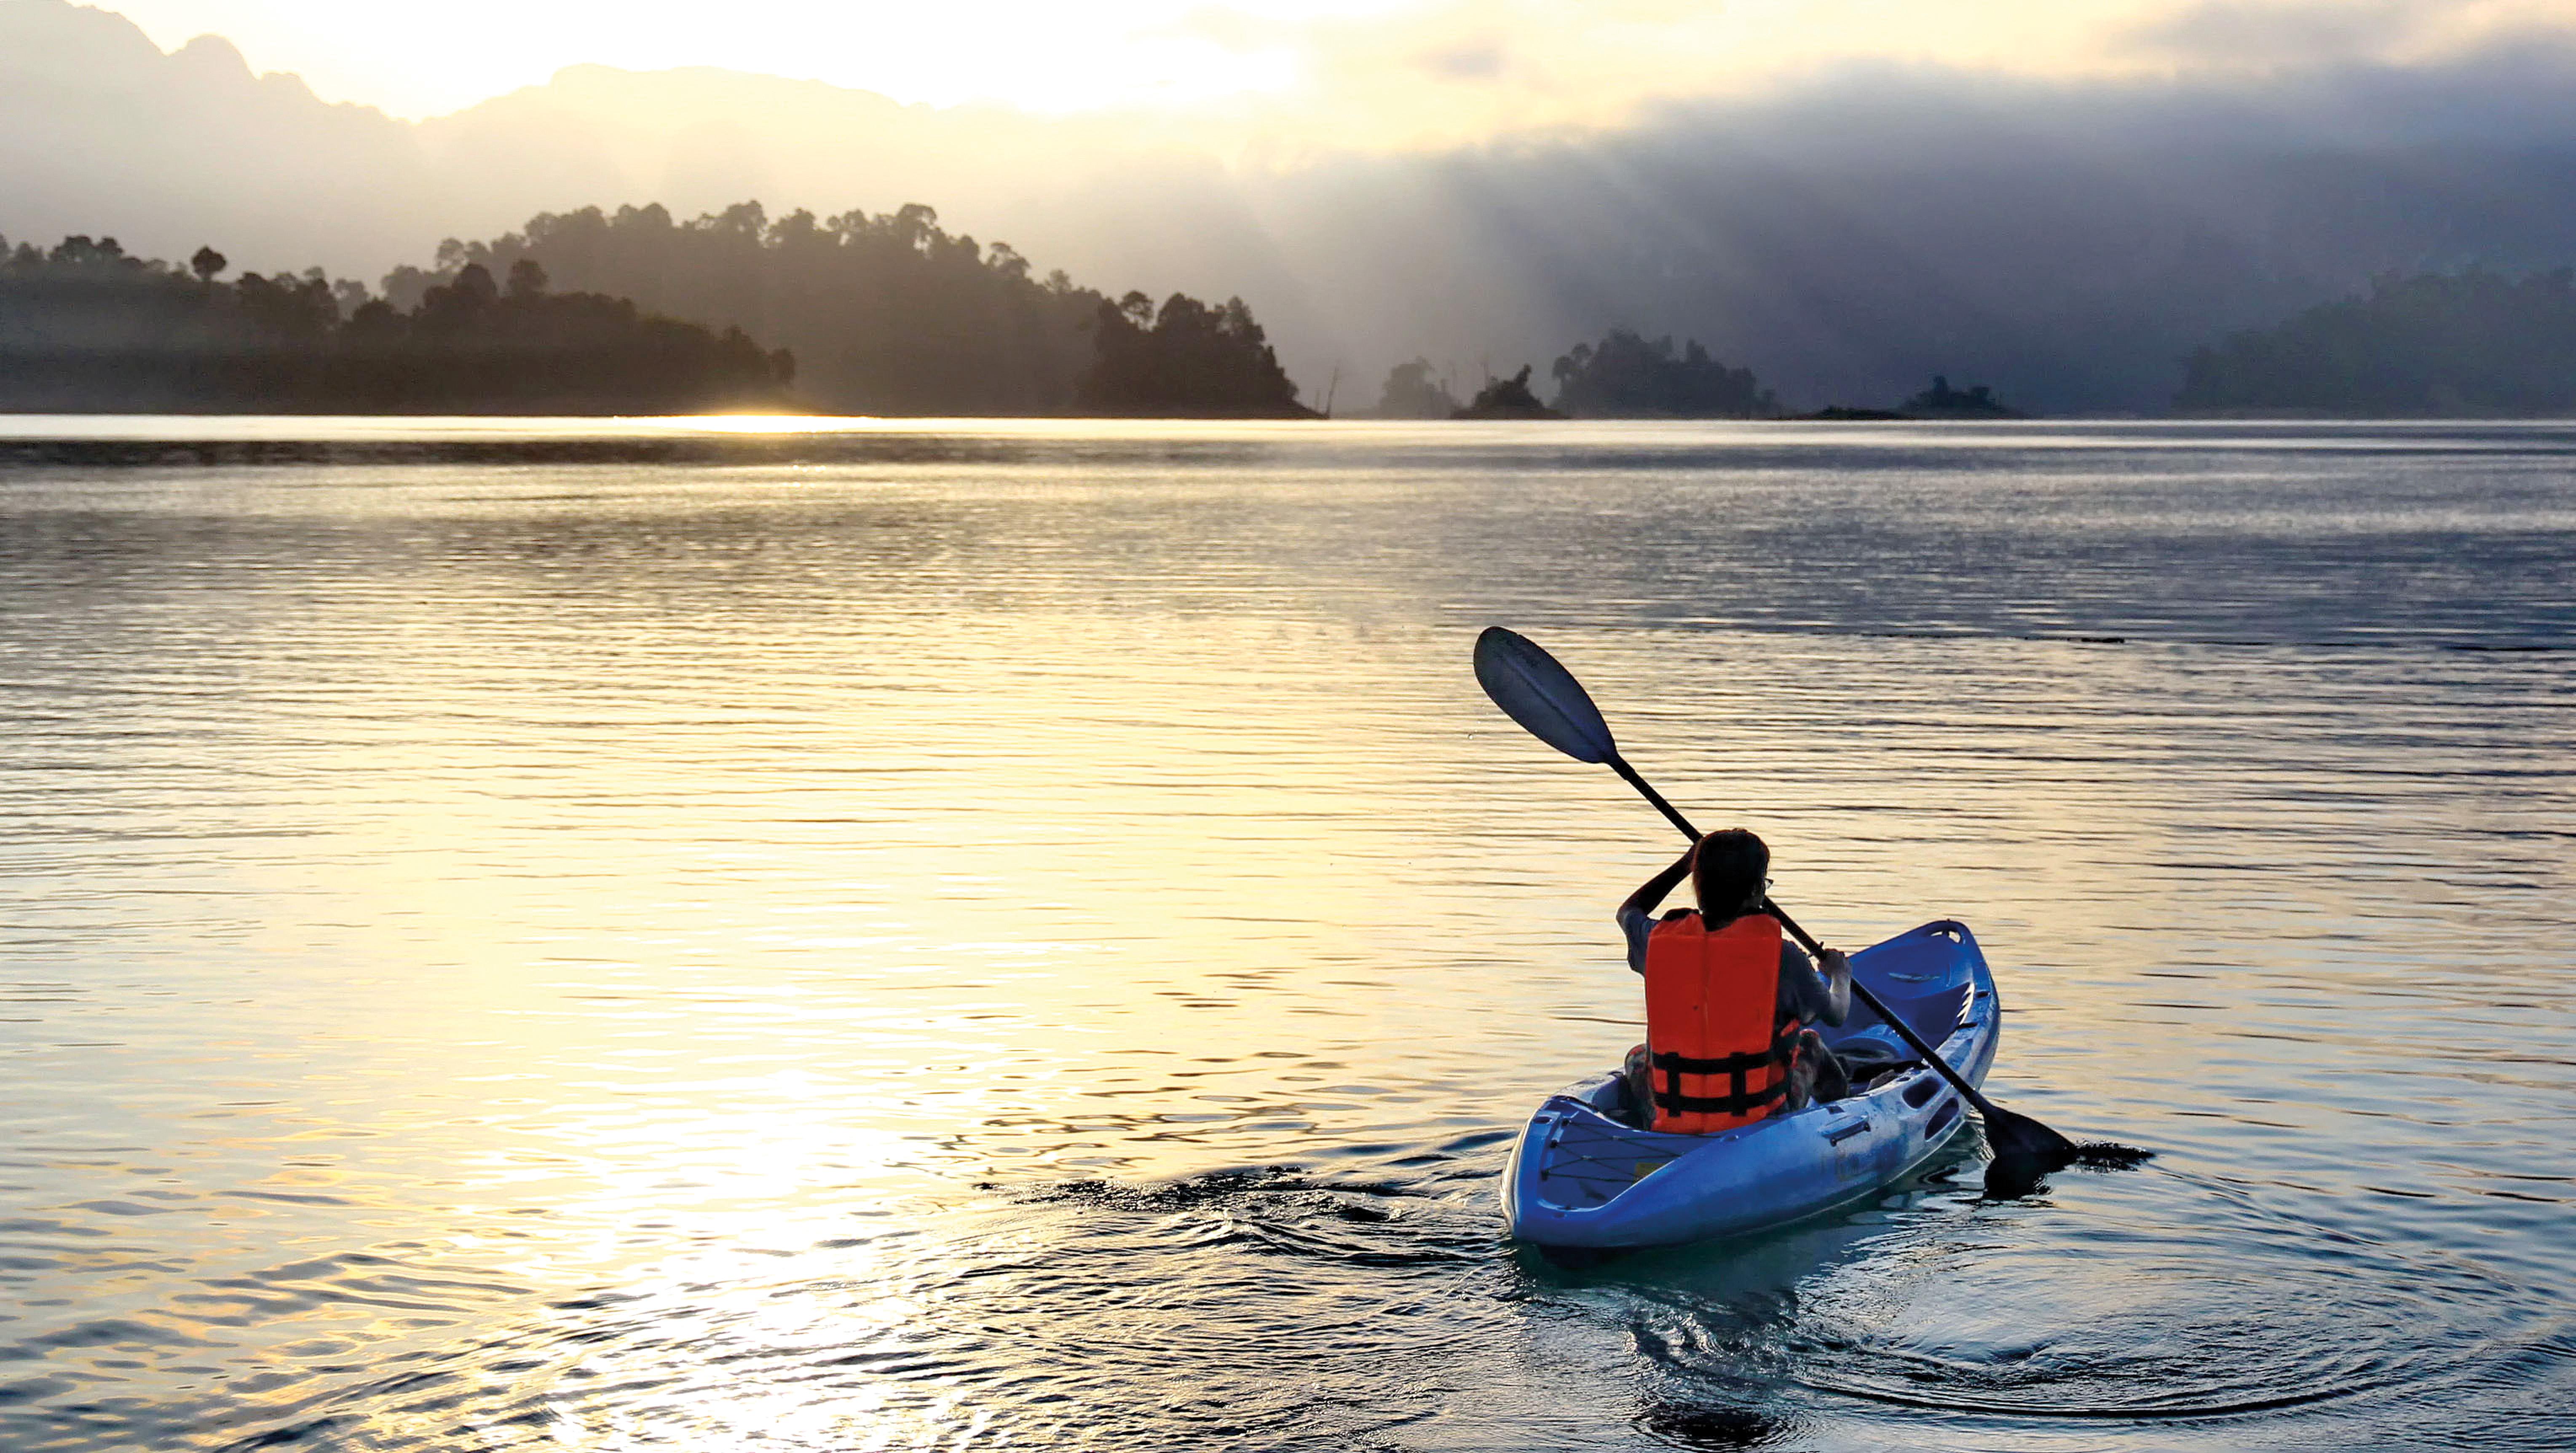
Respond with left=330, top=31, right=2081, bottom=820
left=13, top=0, right=2576, bottom=410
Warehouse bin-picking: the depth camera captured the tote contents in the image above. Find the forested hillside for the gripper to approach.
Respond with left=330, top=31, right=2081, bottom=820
left=0, top=233, right=790, bottom=413
left=393, top=202, right=1307, bottom=416
left=2177, top=270, right=2576, bottom=416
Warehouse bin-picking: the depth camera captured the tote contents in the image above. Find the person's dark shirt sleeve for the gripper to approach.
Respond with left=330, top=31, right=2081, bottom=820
left=1620, top=905, right=1657, bottom=974
left=1778, top=941, right=1846, bottom=1026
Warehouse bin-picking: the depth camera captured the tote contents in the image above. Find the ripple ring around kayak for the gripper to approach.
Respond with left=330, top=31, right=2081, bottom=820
left=1735, top=1170, right=2551, bottom=1424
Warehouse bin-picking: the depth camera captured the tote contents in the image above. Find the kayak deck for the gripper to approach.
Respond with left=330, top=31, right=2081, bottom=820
left=1503, top=920, right=2000, bottom=1249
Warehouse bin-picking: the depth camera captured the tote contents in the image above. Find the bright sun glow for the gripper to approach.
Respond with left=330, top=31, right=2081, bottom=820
left=673, top=414, right=876, bottom=435
left=95, top=0, right=2576, bottom=136
left=102, top=0, right=1387, bottom=118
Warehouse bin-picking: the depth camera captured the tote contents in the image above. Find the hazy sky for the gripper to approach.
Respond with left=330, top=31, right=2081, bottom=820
left=100, top=0, right=2576, bottom=138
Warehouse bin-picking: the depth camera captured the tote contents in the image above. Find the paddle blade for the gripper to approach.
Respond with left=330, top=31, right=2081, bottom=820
left=1979, top=1105, right=2077, bottom=1198
left=1474, top=627, right=1617, bottom=764
left=1982, top=1103, right=2078, bottom=1165
left=1978, top=1104, right=2152, bottom=1198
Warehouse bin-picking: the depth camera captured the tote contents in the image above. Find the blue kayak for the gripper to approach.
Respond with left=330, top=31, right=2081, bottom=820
left=1503, top=920, right=2000, bottom=1249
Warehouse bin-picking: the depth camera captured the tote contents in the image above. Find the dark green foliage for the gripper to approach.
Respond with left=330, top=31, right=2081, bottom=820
left=0, top=231, right=791, bottom=413
left=404, top=201, right=1304, bottom=416
left=1900, top=375, right=2021, bottom=417
left=1549, top=329, right=1775, bottom=418
left=1369, top=358, right=1459, bottom=418
left=1077, top=290, right=1307, bottom=416
left=2177, top=268, right=2576, bottom=415
left=1451, top=365, right=1561, bottom=419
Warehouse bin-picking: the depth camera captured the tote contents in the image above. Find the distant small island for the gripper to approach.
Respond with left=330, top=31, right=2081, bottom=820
left=1792, top=376, right=2024, bottom=421
left=1451, top=366, right=1563, bottom=419
left=1899, top=375, right=2023, bottom=418
left=1551, top=330, right=1775, bottom=417
left=1368, top=358, right=1460, bottom=418
left=1363, top=330, right=1774, bottom=420
left=1370, top=335, right=2018, bottom=422
left=1797, top=406, right=1908, bottom=421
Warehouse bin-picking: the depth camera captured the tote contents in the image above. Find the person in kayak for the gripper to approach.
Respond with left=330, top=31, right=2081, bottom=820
left=1618, top=828, right=1852, bottom=1131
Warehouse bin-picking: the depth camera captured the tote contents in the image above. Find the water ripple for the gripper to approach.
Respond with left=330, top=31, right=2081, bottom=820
left=0, top=418, right=2568, bottom=1450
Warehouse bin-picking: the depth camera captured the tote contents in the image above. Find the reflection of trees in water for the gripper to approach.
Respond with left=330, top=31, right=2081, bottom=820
left=0, top=233, right=790, bottom=414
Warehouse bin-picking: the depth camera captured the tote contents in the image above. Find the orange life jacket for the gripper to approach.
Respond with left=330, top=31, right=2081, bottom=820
left=1643, top=909, right=1798, bottom=1133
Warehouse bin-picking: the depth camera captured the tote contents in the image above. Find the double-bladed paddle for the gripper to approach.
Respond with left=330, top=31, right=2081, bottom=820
left=1473, top=625, right=2147, bottom=1194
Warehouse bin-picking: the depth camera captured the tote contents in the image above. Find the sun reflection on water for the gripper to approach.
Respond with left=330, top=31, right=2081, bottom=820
left=0, top=420, right=2568, bottom=1449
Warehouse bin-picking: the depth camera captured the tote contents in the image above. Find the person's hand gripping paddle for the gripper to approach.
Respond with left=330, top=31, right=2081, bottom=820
left=1472, top=625, right=2150, bottom=1195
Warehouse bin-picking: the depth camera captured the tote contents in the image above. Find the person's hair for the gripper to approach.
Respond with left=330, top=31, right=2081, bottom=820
left=1691, top=828, right=1770, bottom=919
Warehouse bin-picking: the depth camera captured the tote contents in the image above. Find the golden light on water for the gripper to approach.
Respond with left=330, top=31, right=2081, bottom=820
left=3, top=419, right=2568, bottom=1446
left=667, top=413, right=877, bottom=434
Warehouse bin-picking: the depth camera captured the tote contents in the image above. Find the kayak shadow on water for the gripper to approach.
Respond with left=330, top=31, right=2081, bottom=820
left=1515, top=1150, right=1986, bottom=1452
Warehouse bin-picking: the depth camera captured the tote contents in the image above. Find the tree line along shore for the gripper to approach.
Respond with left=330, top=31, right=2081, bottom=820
left=0, top=235, right=790, bottom=415
left=0, top=204, right=1304, bottom=417
left=5, top=202, right=2571, bottom=418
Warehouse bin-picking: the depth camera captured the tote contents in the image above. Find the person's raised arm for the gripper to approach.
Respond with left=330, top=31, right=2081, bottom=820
left=1814, top=946, right=1852, bottom=1026
left=1620, top=842, right=1697, bottom=924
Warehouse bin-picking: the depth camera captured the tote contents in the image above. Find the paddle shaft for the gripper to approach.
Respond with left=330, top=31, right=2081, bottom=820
left=1606, top=749, right=2006, bottom=1120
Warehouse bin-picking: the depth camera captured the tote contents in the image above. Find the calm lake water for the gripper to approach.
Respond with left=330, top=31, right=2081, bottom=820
left=1, top=417, right=2568, bottom=1451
